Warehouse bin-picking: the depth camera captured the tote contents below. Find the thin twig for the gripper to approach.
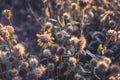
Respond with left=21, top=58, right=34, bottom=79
left=27, top=0, right=39, bottom=22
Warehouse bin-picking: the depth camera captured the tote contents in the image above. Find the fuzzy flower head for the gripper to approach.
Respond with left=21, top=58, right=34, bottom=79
left=96, top=61, right=109, bottom=74
left=0, top=27, right=10, bottom=41
left=32, top=65, right=47, bottom=78
left=71, top=3, right=78, bottom=10
left=108, top=76, right=116, bottom=80
left=42, top=49, right=52, bottom=57
left=29, top=58, right=39, bottom=68
left=0, top=25, right=14, bottom=42
left=69, top=57, right=77, bottom=67
left=13, top=43, right=25, bottom=58
left=69, top=35, right=87, bottom=52
left=106, top=29, right=117, bottom=42
left=8, top=68, right=19, bottom=77
left=102, top=57, right=111, bottom=65
left=36, top=30, right=54, bottom=48
left=47, top=63, right=55, bottom=71
left=2, top=9, right=12, bottom=20
left=44, top=22, right=53, bottom=30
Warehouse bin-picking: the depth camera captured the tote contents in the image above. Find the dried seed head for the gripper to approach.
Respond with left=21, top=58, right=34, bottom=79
left=71, top=3, right=78, bottom=10
left=56, top=3, right=62, bottom=9
left=56, top=32, right=65, bottom=40
left=2, top=9, right=12, bottom=20
left=32, top=65, right=47, bottom=78
left=63, top=12, right=71, bottom=20
left=13, top=43, right=25, bottom=58
left=110, top=65, right=120, bottom=74
left=90, top=58, right=98, bottom=66
left=20, top=62, right=29, bottom=69
left=12, top=76, right=22, bottom=80
left=42, top=49, right=52, bottom=57
left=106, top=29, right=117, bottom=42
left=52, top=54, right=59, bottom=62
left=78, top=35, right=87, bottom=52
left=116, top=73, right=120, bottom=80
left=0, top=27, right=10, bottom=41
left=44, top=22, right=53, bottom=30
left=5, top=25, right=14, bottom=34
left=67, top=26, right=74, bottom=32
left=51, top=44, right=59, bottom=53
left=57, top=47, right=66, bottom=55
left=109, top=20, right=116, bottom=28
left=108, top=76, right=116, bottom=80
left=7, top=56, right=16, bottom=63
left=47, top=63, right=55, bottom=71
left=9, top=68, right=19, bottom=77
left=74, top=73, right=86, bottom=80
left=102, top=57, right=111, bottom=65
left=11, top=39, right=18, bottom=45
left=96, top=61, right=109, bottom=73
left=69, top=57, right=77, bottom=66
left=74, top=73, right=81, bottom=80
left=70, top=36, right=79, bottom=47
left=29, top=58, right=39, bottom=68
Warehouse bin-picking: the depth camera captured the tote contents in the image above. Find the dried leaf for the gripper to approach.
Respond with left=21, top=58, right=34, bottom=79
left=45, top=7, right=50, bottom=18
left=57, top=16, right=65, bottom=27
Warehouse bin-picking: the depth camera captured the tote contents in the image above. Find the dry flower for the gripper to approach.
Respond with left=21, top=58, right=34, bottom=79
left=74, top=73, right=86, bottom=80
left=71, top=3, right=78, bottom=10
left=56, top=32, right=65, bottom=40
left=96, top=61, right=109, bottom=73
left=108, top=76, right=116, bottom=80
left=13, top=43, right=25, bottom=58
left=47, top=63, right=55, bottom=71
left=56, top=3, right=62, bottom=9
left=102, top=57, right=111, bottom=65
left=52, top=54, right=59, bottom=62
left=78, top=35, right=87, bottom=52
left=0, top=27, right=10, bottom=41
left=63, top=12, right=71, bottom=20
left=69, top=57, right=77, bottom=67
left=2, top=9, right=12, bottom=20
left=90, top=58, right=98, bottom=66
left=7, top=56, right=16, bottom=63
left=51, top=44, right=59, bottom=53
left=57, top=47, right=66, bottom=55
left=42, top=49, right=52, bottom=57
left=110, top=65, right=120, bottom=74
left=32, top=65, right=47, bottom=78
left=20, top=62, right=29, bottom=69
left=44, top=22, right=53, bottom=30
left=69, top=36, right=80, bottom=48
left=5, top=25, right=14, bottom=34
left=116, top=73, right=120, bottom=80
left=29, top=58, right=39, bottom=68
left=106, top=29, right=117, bottom=42
left=8, top=68, right=19, bottom=77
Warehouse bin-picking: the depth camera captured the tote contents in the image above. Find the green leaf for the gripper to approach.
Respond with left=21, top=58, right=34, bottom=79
left=97, top=44, right=105, bottom=55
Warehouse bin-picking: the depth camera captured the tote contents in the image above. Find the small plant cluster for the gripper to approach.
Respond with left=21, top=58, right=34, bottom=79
left=0, top=0, right=120, bottom=80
